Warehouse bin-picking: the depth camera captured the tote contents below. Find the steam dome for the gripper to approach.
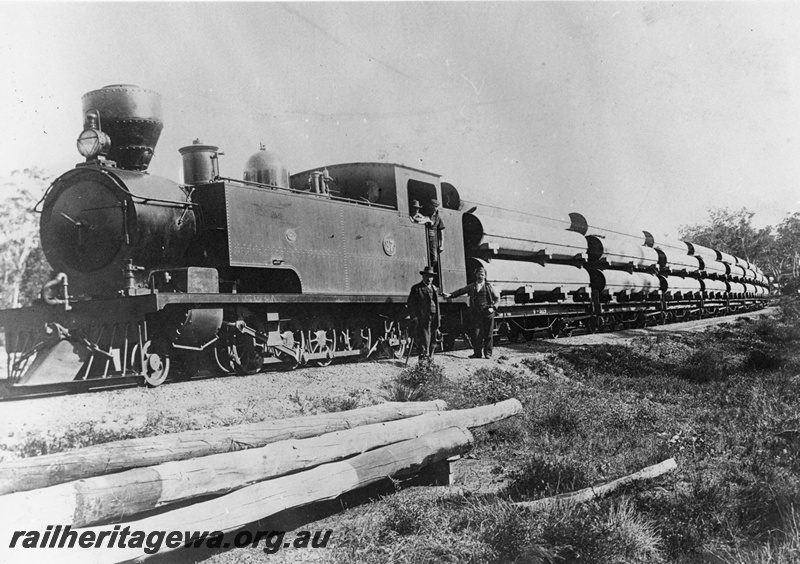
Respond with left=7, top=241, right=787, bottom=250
left=243, top=145, right=289, bottom=188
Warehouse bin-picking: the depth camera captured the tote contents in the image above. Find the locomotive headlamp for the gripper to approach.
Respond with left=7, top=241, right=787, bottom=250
left=77, top=128, right=111, bottom=160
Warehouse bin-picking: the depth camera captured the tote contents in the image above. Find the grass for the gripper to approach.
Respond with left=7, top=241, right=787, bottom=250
left=328, top=299, right=800, bottom=563
left=1, top=387, right=378, bottom=461
left=289, top=388, right=375, bottom=415
left=4, top=300, right=798, bottom=562
left=0, top=412, right=199, bottom=459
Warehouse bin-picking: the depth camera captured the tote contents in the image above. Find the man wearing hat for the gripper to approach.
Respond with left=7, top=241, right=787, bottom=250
left=426, top=199, right=445, bottom=271
left=409, top=200, right=430, bottom=224
left=407, top=265, right=441, bottom=360
left=444, top=266, right=499, bottom=358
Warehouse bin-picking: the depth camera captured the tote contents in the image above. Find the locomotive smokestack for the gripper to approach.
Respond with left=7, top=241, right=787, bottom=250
left=81, top=85, right=163, bottom=171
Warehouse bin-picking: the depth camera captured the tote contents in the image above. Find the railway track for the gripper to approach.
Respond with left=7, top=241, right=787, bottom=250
left=0, top=305, right=774, bottom=401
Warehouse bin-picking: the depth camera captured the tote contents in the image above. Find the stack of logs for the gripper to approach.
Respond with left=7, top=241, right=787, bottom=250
left=0, top=398, right=522, bottom=563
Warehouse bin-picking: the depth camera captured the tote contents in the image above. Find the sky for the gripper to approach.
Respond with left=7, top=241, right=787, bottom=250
left=1, top=2, right=798, bottom=241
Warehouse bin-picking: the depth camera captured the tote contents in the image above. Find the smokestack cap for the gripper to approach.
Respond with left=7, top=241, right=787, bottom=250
left=81, top=85, right=163, bottom=171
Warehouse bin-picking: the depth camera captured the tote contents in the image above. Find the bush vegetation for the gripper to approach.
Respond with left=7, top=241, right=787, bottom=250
left=334, top=301, right=800, bottom=562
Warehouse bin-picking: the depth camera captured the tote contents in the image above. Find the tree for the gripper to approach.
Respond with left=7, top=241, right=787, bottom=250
left=0, top=169, right=52, bottom=308
left=773, top=213, right=800, bottom=292
left=679, top=207, right=773, bottom=264
left=680, top=207, right=800, bottom=293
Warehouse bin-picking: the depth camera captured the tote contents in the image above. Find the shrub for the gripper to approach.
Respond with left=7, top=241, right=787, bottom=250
left=540, top=500, right=663, bottom=563
left=521, top=356, right=564, bottom=379
left=535, top=391, right=585, bottom=436
left=455, top=366, right=535, bottom=408
left=475, top=500, right=544, bottom=562
left=382, top=358, right=447, bottom=403
left=716, top=507, right=800, bottom=564
left=751, top=316, right=800, bottom=345
left=744, top=348, right=785, bottom=371
left=397, top=357, right=445, bottom=389
left=506, top=454, right=590, bottom=499
left=675, top=347, right=732, bottom=383
left=380, top=494, right=432, bottom=536
left=603, top=499, right=664, bottom=563
left=555, top=344, right=667, bottom=380
left=316, top=389, right=371, bottom=412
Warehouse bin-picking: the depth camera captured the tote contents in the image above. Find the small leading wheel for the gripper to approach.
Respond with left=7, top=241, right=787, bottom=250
left=133, top=341, right=171, bottom=387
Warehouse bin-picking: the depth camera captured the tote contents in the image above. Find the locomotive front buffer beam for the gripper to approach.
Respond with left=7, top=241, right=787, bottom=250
left=0, top=289, right=230, bottom=390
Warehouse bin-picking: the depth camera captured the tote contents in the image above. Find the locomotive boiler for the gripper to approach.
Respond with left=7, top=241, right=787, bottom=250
left=0, top=85, right=770, bottom=392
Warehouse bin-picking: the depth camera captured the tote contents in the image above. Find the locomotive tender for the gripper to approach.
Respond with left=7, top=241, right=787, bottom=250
left=0, top=85, right=769, bottom=389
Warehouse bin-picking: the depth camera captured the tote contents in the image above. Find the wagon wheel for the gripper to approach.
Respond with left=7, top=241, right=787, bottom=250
left=133, top=341, right=171, bottom=388
left=344, top=317, right=373, bottom=358
left=548, top=317, right=567, bottom=339
left=306, top=315, right=337, bottom=366
left=507, top=322, right=522, bottom=344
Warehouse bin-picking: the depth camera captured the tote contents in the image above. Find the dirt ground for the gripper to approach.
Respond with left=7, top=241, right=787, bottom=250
left=0, top=307, right=776, bottom=452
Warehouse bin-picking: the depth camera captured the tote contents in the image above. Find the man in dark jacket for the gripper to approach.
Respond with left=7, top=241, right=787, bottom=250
left=425, top=199, right=444, bottom=272
left=407, top=265, right=441, bottom=360
left=444, top=266, right=499, bottom=358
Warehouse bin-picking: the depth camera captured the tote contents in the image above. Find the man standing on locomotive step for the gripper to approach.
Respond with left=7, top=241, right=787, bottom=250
left=444, top=266, right=499, bottom=359
left=407, top=266, right=441, bottom=360
left=426, top=199, right=444, bottom=272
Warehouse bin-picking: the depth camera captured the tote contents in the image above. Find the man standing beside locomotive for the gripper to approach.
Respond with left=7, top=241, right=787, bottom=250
left=444, top=266, right=499, bottom=359
left=407, top=266, right=441, bottom=360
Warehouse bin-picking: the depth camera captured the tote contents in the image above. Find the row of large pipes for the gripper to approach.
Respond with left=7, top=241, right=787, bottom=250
left=461, top=209, right=769, bottom=304
left=480, top=261, right=768, bottom=304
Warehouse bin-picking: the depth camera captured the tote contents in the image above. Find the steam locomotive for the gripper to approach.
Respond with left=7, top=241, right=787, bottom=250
left=0, top=85, right=769, bottom=390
